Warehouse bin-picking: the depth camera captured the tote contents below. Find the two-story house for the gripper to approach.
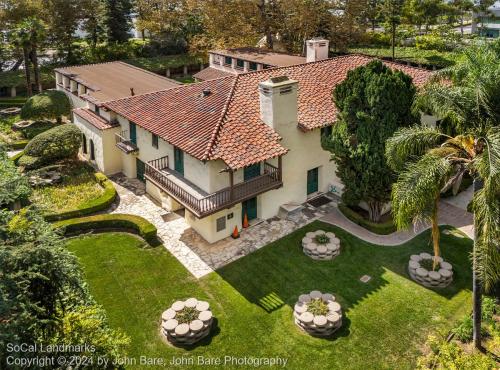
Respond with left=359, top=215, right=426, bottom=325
left=192, top=38, right=330, bottom=81
left=55, top=49, right=432, bottom=244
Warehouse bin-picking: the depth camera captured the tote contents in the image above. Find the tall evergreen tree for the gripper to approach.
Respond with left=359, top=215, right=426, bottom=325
left=323, top=60, right=418, bottom=222
left=104, top=0, right=133, bottom=43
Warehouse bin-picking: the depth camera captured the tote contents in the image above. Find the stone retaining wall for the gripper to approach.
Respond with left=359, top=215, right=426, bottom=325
left=408, top=252, right=453, bottom=288
left=302, top=230, right=341, bottom=260
left=294, top=290, right=342, bottom=337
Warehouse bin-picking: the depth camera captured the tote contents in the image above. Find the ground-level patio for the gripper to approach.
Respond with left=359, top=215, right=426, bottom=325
left=67, top=221, right=473, bottom=369
left=107, top=173, right=473, bottom=278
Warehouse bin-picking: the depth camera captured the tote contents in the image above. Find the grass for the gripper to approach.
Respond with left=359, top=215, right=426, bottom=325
left=30, top=161, right=104, bottom=213
left=347, top=46, right=459, bottom=68
left=0, top=114, right=24, bottom=143
left=67, top=222, right=473, bottom=369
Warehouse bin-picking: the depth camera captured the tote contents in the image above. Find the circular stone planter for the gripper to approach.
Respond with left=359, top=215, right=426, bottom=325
left=302, top=230, right=340, bottom=260
left=160, top=298, right=213, bottom=346
left=0, top=107, right=21, bottom=116
left=11, top=120, right=32, bottom=131
left=293, top=291, right=342, bottom=337
left=408, top=253, right=453, bottom=288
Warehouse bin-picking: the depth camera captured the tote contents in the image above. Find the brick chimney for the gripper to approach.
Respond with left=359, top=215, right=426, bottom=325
left=259, top=76, right=298, bottom=132
left=306, top=38, right=329, bottom=63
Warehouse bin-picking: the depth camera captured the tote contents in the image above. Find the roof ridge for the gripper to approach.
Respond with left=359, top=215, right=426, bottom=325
left=202, top=74, right=240, bottom=161
left=54, top=60, right=122, bottom=71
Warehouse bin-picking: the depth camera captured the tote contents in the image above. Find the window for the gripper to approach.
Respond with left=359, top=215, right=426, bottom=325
left=152, top=133, right=158, bottom=149
left=224, top=56, right=232, bottom=65
left=90, top=140, right=95, bottom=160
left=82, top=134, right=87, bottom=154
left=249, top=62, right=258, bottom=71
left=236, top=59, right=244, bottom=69
left=94, top=105, right=100, bottom=116
left=216, top=216, right=226, bottom=232
left=321, top=126, right=332, bottom=138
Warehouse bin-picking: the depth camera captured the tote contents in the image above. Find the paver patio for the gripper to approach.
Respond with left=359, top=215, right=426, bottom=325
left=107, top=173, right=473, bottom=278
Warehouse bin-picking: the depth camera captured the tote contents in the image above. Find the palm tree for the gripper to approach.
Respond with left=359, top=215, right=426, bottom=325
left=386, top=125, right=500, bottom=349
left=414, top=41, right=500, bottom=134
left=11, top=22, right=33, bottom=97
left=25, top=18, right=46, bottom=94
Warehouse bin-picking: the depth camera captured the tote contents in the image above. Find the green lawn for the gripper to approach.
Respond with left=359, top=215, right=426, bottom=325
left=67, top=222, right=473, bottom=369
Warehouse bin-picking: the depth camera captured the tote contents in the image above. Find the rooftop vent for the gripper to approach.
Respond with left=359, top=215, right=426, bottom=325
left=201, top=88, right=211, bottom=97
left=270, top=76, right=289, bottom=83
left=130, top=87, right=135, bottom=96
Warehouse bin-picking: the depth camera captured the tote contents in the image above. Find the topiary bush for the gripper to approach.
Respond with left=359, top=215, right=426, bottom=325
left=54, top=213, right=159, bottom=246
left=21, top=120, right=58, bottom=139
left=20, top=90, right=71, bottom=123
left=18, top=124, right=81, bottom=169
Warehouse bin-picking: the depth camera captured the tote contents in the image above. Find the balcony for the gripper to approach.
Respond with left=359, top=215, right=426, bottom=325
left=115, top=131, right=139, bottom=154
left=145, top=155, right=283, bottom=218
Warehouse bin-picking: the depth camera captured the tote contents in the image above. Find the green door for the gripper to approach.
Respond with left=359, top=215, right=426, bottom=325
left=129, top=122, right=137, bottom=145
left=307, top=167, right=319, bottom=195
left=242, top=197, right=257, bottom=221
left=136, top=158, right=145, bottom=182
left=244, top=163, right=260, bottom=181
left=174, top=147, right=184, bottom=175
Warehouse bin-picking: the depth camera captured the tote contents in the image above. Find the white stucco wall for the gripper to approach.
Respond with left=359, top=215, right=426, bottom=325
left=185, top=204, right=242, bottom=243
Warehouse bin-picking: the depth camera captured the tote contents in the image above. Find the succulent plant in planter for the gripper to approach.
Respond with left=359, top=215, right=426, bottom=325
left=307, top=299, right=329, bottom=316
left=175, top=306, right=199, bottom=324
left=315, top=234, right=330, bottom=245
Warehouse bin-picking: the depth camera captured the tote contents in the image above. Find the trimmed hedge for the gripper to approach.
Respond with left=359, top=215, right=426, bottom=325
left=19, top=124, right=81, bottom=169
left=54, top=213, right=159, bottom=246
left=9, top=150, right=25, bottom=164
left=20, top=90, right=71, bottom=122
left=44, top=173, right=117, bottom=221
left=8, top=139, right=29, bottom=150
left=338, top=203, right=396, bottom=235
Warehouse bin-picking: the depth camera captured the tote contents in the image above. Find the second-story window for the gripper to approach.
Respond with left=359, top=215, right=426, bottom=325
left=224, top=56, right=232, bottom=65
left=94, top=106, right=100, bottom=116
left=152, top=133, right=158, bottom=149
left=249, top=62, right=258, bottom=71
left=236, top=59, right=244, bottom=69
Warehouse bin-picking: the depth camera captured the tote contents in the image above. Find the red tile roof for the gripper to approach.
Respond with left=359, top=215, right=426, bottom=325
left=193, top=67, right=235, bottom=81
left=73, top=108, right=119, bottom=130
left=103, top=55, right=433, bottom=169
left=104, top=77, right=236, bottom=160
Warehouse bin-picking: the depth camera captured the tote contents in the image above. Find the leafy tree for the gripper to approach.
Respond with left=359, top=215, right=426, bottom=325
left=0, top=149, right=31, bottom=208
left=44, top=0, right=81, bottom=64
left=11, top=21, right=33, bottom=96
left=20, top=90, right=71, bottom=124
left=104, top=0, right=133, bottom=43
left=323, top=60, right=417, bottom=222
left=81, top=0, right=107, bottom=50
left=380, top=0, right=405, bottom=60
left=386, top=125, right=500, bottom=349
left=449, top=0, right=474, bottom=36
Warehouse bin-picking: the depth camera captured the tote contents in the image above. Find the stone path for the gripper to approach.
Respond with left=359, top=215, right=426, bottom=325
left=108, top=174, right=331, bottom=278
left=108, top=174, right=473, bottom=278
left=320, top=201, right=473, bottom=246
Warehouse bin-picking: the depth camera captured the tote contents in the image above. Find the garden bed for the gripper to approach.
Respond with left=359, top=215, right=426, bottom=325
left=30, top=161, right=116, bottom=220
left=338, top=203, right=396, bottom=235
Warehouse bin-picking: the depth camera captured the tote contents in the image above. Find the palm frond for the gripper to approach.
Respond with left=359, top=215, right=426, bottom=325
left=385, top=125, right=449, bottom=171
left=472, top=182, right=500, bottom=292
left=391, top=153, right=453, bottom=230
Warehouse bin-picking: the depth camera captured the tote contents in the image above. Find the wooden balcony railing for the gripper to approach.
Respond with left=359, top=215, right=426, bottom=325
left=115, top=130, right=139, bottom=154
left=144, top=156, right=282, bottom=218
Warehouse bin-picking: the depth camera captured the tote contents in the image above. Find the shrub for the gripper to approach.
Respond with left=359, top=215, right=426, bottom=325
left=452, top=316, right=474, bottom=342
left=481, top=296, right=497, bottom=322
left=54, top=213, right=159, bottom=246
left=21, top=120, right=57, bottom=139
left=44, top=172, right=117, bottom=221
left=415, top=34, right=448, bottom=52
left=175, top=307, right=199, bottom=324
left=307, top=299, right=329, bottom=316
left=0, top=149, right=31, bottom=207
left=19, top=124, right=81, bottom=169
left=20, top=90, right=71, bottom=123
left=338, top=203, right=396, bottom=235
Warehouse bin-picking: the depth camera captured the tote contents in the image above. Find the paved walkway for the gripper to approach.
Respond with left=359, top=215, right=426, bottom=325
left=108, top=174, right=329, bottom=278
left=107, top=174, right=473, bottom=278
left=320, top=201, right=473, bottom=246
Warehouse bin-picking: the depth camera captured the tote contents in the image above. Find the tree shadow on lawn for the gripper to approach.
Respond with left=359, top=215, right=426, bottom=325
left=215, top=221, right=472, bottom=325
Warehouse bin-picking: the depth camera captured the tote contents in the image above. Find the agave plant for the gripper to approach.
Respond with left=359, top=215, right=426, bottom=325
left=386, top=124, right=500, bottom=348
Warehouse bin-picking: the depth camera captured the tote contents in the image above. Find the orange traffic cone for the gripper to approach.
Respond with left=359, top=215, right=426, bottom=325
left=243, top=213, right=249, bottom=228
left=231, top=226, right=240, bottom=239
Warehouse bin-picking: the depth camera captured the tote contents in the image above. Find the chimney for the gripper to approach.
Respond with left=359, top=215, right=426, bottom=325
left=306, top=38, right=329, bottom=63
left=259, top=76, right=298, bottom=132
